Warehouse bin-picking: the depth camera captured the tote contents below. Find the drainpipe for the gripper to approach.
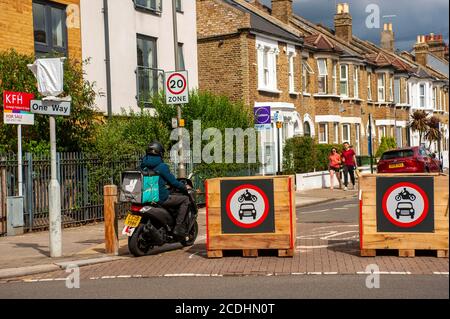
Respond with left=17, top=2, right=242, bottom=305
left=103, top=0, right=113, bottom=119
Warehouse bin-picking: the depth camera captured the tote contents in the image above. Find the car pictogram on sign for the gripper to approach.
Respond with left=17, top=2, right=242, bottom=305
left=238, top=203, right=257, bottom=220
left=395, top=202, right=415, bottom=219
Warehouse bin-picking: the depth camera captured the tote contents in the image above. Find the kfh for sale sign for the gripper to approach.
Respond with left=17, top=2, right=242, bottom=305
left=3, top=91, right=35, bottom=125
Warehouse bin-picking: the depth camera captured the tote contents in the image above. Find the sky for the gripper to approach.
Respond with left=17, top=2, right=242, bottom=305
left=259, top=0, right=449, bottom=52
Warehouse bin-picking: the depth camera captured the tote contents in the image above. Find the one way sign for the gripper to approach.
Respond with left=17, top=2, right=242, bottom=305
left=30, top=100, right=71, bottom=116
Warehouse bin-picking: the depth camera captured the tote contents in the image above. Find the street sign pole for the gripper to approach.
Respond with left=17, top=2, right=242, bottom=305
left=49, top=115, right=62, bottom=257
left=172, top=0, right=185, bottom=178
left=17, top=125, right=23, bottom=196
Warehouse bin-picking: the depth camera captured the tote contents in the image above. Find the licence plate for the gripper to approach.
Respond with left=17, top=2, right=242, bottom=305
left=389, top=163, right=404, bottom=169
left=124, top=213, right=142, bottom=228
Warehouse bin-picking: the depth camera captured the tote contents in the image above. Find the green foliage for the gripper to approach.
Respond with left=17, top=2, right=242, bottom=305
left=315, top=143, right=343, bottom=171
left=283, top=136, right=315, bottom=174
left=375, top=137, right=397, bottom=158
left=152, top=91, right=257, bottom=177
left=283, top=136, right=342, bottom=174
left=0, top=49, right=98, bottom=152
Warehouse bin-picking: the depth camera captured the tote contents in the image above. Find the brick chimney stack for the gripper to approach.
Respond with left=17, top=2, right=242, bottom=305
left=414, top=35, right=429, bottom=66
left=271, top=0, right=292, bottom=24
left=334, top=3, right=352, bottom=42
left=380, top=23, right=395, bottom=52
left=424, top=33, right=447, bottom=60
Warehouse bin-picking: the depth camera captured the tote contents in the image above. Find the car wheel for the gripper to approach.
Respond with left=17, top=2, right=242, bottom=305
left=410, top=214, right=414, bottom=219
left=252, top=214, right=256, bottom=220
left=396, top=214, right=400, bottom=219
left=239, top=213, right=243, bottom=220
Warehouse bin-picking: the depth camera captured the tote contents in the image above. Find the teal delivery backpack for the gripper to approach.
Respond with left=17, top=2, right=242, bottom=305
left=120, top=170, right=160, bottom=204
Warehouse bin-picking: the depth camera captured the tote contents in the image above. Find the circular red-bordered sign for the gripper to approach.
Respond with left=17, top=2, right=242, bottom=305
left=225, top=184, right=269, bottom=229
left=166, top=73, right=187, bottom=95
left=381, top=182, right=429, bottom=228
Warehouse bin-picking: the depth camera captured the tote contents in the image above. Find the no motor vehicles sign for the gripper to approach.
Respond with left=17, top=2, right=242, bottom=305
left=165, top=71, right=189, bottom=105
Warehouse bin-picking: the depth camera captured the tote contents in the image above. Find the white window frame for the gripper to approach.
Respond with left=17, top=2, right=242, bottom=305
left=396, top=126, right=403, bottom=148
left=419, top=83, right=426, bottom=108
left=318, top=123, right=328, bottom=144
left=367, top=72, right=372, bottom=101
left=433, top=87, right=437, bottom=110
left=353, top=65, right=359, bottom=98
left=333, top=122, right=339, bottom=143
left=394, top=78, right=401, bottom=104
left=389, top=76, right=393, bottom=102
left=288, top=54, right=295, bottom=93
left=256, top=37, right=279, bottom=92
left=317, top=58, right=328, bottom=94
left=287, top=45, right=296, bottom=94
left=377, top=73, right=385, bottom=102
left=332, top=61, right=337, bottom=94
left=340, top=64, right=348, bottom=97
left=406, top=82, right=410, bottom=104
left=378, top=126, right=386, bottom=142
left=342, top=123, right=351, bottom=143
left=302, top=60, right=313, bottom=94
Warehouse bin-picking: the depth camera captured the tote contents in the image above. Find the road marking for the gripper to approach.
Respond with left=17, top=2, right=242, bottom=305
left=301, top=209, right=328, bottom=214
left=296, top=241, right=355, bottom=249
left=433, top=272, right=449, bottom=275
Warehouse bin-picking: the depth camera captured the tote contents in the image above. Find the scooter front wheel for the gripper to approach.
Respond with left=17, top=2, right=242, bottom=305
left=128, top=224, right=153, bottom=257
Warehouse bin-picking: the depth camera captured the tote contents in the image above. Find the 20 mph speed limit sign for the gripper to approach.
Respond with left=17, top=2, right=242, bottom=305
left=165, top=71, right=189, bottom=105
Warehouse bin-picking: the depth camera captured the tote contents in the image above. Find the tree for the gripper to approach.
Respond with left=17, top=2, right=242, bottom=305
left=408, top=110, right=428, bottom=145
left=425, top=116, right=441, bottom=149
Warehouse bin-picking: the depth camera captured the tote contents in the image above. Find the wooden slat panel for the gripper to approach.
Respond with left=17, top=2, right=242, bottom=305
left=208, top=234, right=291, bottom=250
left=362, top=233, right=448, bottom=249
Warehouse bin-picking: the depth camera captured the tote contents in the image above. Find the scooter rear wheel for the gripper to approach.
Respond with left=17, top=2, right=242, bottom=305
left=181, top=220, right=198, bottom=247
left=128, top=225, right=153, bottom=257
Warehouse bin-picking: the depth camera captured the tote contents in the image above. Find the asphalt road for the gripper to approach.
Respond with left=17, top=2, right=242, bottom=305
left=299, top=198, right=359, bottom=224
left=1, top=198, right=447, bottom=300
left=0, top=275, right=447, bottom=299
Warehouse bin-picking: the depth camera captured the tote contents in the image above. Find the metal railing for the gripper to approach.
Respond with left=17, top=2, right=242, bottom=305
left=136, top=66, right=164, bottom=106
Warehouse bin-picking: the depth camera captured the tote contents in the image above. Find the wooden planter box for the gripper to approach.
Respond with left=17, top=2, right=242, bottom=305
left=359, top=173, right=448, bottom=257
left=205, top=175, right=296, bottom=258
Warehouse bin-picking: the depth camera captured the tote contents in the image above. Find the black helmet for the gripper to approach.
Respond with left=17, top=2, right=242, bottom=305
left=146, top=141, right=165, bottom=157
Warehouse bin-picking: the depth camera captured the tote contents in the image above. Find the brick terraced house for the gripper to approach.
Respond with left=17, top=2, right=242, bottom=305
left=0, top=0, right=82, bottom=60
left=196, top=0, right=449, bottom=172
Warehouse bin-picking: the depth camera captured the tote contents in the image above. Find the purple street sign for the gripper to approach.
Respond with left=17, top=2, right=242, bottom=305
left=254, top=106, right=271, bottom=125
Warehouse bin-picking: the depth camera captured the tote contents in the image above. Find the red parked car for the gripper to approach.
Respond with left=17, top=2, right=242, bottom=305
left=377, top=146, right=442, bottom=173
